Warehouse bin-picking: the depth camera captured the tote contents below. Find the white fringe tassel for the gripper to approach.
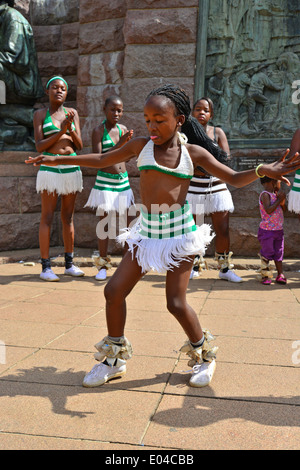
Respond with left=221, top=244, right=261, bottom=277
left=36, top=169, right=83, bottom=195
left=186, top=191, right=234, bottom=215
left=85, top=188, right=135, bottom=214
left=117, top=222, right=214, bottom=273
left=287, top=191, right=300, bottom=214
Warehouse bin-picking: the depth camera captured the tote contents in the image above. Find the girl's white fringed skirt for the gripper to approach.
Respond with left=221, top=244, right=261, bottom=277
left=186, top=175, right=234, bottom=215
left=85, top=170, right=135, bottom=214
left=288, top=170, right=300, bottom=214
left=117, top=202, right=214, bottom=273
left=36, top=153, right=83, bottom=195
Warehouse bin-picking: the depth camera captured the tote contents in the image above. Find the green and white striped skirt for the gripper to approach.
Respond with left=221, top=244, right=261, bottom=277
left=117, top=202, right=214, bottom=273
left=36, top=153, right=83, bottom=195
left=85, top=170, right=134, bottom=214
left=288, top=170, right=300, bottom=214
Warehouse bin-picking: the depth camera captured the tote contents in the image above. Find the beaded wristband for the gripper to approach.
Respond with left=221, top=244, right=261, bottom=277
left=255, top=163, right=265, bottom=178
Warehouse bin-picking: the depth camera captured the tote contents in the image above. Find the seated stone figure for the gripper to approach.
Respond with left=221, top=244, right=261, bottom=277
left=0, top=0, right=44, bottom=149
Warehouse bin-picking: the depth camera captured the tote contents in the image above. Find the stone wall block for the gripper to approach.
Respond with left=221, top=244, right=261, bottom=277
left=123, top=44, right=196, bottom=79
left=19, top=178, right=41, bottom=214
left=79, top=0, right=126, bottom=23
left=121, top=77, right=195, bottom=114
left=0, top=177, right=20, bottom=214
left=73, top=212, right=98, bottom=247
left=123, top=8, right=197, bottom=44
left=79, top=19, right=125, bottom=55
left=283, top=218, right=300, bottom=257
left=78, top=52, right=124, bottom=87
left=37, top=50, right=78, bottom=77
left=217, top=217, right=260, bottom=257
left=0, top=214, right=47, bottom=251
left=32, top=25, right=62, bottom=52
left=78, top=85, right=121, bottom=118
left=0, top=164, right=38, bottom=178
left=126, top=0, right=198, bottom=8
left=30, top=0, right=79, bottom=26
left=230, top=182, right=261, bottom=218
left=121, top=112, right=148, bottom=139
left=61, top=22, right=80, bottom=50
left=33, top=22, right=78, bottom=53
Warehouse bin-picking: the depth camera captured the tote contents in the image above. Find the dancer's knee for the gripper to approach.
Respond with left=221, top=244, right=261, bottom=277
left=104, top=280, right=117, bottom=303
left=104, top=279, right=128, bottom=305
left=166, top=297, right=187, bottom=317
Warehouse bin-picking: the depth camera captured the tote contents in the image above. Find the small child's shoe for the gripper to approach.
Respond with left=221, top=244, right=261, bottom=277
left=261, top=277, right=272, bottom=285
left=275, top=274, right=287, bottom=285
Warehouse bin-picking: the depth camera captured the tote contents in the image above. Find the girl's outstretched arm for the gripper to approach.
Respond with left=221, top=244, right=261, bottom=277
left=25, top=136, right=147, bottom=168
left=189, top=145, right=300, bottom=188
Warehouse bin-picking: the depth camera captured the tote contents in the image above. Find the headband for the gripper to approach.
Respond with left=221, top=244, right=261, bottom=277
left=46, top=76, right=68, bottom=91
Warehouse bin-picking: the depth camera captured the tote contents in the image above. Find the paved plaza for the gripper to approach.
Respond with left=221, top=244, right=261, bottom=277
left=0, top=249, right=299, bottom=450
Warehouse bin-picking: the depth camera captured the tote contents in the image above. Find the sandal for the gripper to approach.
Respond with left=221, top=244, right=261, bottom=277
left=261, top=277, right=272, bottom=285
left=275, top=274, right=287, bottom=285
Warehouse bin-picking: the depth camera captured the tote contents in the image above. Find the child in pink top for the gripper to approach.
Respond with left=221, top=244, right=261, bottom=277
left=258, top=176, right=286, bottom=285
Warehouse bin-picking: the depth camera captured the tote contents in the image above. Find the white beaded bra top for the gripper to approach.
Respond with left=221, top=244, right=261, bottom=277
left=137, top=132, right=194, bottom=180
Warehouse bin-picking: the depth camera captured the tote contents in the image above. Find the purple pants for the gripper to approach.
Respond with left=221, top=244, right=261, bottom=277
left=257, top=228, right=284, bottom=261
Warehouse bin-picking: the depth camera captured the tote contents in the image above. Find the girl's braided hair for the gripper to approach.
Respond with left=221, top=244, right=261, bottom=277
left=146, top=84, right=231, bottom=170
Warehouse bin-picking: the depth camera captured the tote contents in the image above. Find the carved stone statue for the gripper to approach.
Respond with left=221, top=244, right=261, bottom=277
left=247, top=68, right=283, bottom=131
left=203, top=0, right=300, bottom=143
left=0, top=0, right=44, bottom=150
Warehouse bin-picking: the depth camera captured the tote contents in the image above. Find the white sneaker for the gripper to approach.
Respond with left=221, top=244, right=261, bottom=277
left=64, top=265, right=85, bottom=277
left=95, top=268, right=107, bottom=281
left=40, top=268, right=60, bottom=282
left=219, top=269, right=243, bottom=283
left=190, top=269, right=200, bottom=279
left=82, top=362, right=126, bottom=387
left=189, top=360, right=216, bottom=388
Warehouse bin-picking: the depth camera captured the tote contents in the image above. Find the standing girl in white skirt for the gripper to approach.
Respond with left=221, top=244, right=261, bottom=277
left=84, top=96, right=134, bottom=280
left=185, top=97, right=242, bottom=282
left=288, top=128, right=300, bottom=216
left=33, top=76, right=85, bottom=281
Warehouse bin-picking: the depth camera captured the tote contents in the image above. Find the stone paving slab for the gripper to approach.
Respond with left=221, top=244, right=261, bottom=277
left=143, top=394, right=300, bottom=451
left=0, top=255, right=299, bottom=450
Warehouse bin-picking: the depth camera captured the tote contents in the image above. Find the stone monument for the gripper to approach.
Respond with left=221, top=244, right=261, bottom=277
left=195, top=0, right=300, bottom=156
left=0, top=0, right=44, bottom=151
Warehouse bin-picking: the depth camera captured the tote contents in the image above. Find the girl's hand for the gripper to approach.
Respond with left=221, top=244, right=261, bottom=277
left=25, top=155, right=57, bottom=166
left=277, top=190, right=286, bottom=204
left=119, top=130, right=134, bottom=146
left=62, top=110, right=75, bottom=132
left=260, top=149, right=300, bottom=185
